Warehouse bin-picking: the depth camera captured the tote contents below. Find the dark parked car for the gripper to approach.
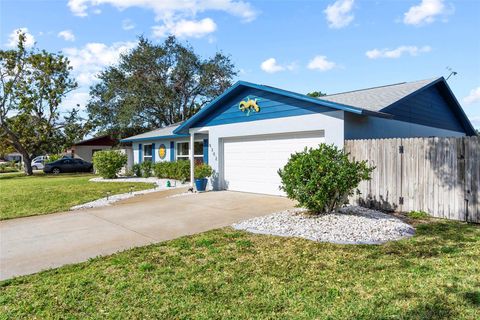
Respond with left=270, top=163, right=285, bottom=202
left=43, top=158, right=93, bottom=174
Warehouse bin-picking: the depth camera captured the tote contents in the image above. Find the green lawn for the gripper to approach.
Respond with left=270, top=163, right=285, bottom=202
left=1, top=219, right=479, bottom=319
left=0, top=173, right=155, bottom=220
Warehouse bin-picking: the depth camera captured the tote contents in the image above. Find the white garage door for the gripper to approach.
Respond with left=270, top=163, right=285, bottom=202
left=223, top=131, right=325, bottom=195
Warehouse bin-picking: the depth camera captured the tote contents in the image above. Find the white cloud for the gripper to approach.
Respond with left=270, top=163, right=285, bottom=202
left=260, top=58, right=285, bottom=73
left=260, top=58, right=296, bottom=74
left=307, top=56, right=336, bottom=71
left=152, top=18, right=217, bottom=38
left=58, top=30, right=76, bottom=42
left=6, top=27, right=35, bottom=48
left=366, top=45, right=432, bottom=59
left=63, top=41, right=136, bottom=86
left=324, top=0, right=355, bottom=29
left=67, top=0, right=258, bottom=22
left=468, top=116, right=480, bottom=129
left=463, top=87, right=480, bottom=105
left=403, top=0, right=451, bottom=25
left=60, top=90, right=90, bottom=112
left=122, top=19, right=135, bottom=30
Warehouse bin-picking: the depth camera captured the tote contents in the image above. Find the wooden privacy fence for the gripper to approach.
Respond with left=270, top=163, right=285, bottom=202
left=345, top=137, right=480, bottom=223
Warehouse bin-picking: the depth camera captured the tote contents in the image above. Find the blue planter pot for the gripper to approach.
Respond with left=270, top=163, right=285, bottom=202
left=195, top=178, right=208, bottom=192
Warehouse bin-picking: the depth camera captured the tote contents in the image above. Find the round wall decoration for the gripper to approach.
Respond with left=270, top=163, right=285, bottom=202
left=158, top=144, right=167, bottom=160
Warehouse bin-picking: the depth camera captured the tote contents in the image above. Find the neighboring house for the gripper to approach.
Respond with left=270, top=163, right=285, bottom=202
left=3, top=152, right=23, bottom=163
left=66, top=135, right=117, bottom=162
left=121, top=77, right=476, bottom=195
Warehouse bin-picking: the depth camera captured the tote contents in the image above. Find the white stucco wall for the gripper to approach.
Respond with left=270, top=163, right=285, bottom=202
left=132, top=140, right=173, bottom=164
left=132, top=136, right=207, bottom=164
left=191, top=111, right=345, bottom=190
left=73, top=145, right=113, bottom=162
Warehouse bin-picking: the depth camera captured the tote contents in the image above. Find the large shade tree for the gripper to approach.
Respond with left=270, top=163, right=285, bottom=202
left=0, top=32, right=77, bottom=174
left=87, top=36, right=237, bottom=138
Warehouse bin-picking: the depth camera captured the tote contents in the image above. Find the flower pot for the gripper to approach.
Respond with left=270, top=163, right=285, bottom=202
left=195, top=178, right=208, bottom=192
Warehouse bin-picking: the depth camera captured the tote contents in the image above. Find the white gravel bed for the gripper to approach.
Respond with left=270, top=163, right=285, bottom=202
left=71, top=177, right=187, bottom=210
left=232, top=206, right=415, bottom=245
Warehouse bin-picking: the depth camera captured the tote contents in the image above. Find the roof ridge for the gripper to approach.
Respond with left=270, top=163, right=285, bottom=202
left=323, top=78, right=438, bottom=97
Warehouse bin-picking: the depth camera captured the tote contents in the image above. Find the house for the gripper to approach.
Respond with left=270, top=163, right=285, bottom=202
left=121, top=77, right=476, bottom=195
left=2, top=152, right=23, bottom=163
left=65, top=135, right=117, bottom=162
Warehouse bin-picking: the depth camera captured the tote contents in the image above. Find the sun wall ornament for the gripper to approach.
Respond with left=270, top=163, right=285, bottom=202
left=158, top=144, right=166, bottom=160
left=239, top=96, right=260, bottom=116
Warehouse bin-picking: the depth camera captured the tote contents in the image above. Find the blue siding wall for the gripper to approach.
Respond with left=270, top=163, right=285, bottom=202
left=383, top=85, right=464, bottom=132
left=170, top=141, right=175, bottom=162
left=193, top=87, right=336, bottom=128
left=344, top=113, right=465, bottom=139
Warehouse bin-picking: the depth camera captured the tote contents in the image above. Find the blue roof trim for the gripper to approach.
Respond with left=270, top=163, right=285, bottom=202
left=173, top=81, right=389, bottom=134
left=120, top=134, right=189, bottom=143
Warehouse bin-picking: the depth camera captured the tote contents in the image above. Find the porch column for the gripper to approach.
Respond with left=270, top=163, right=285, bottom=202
left=190, top=131, right=195, bottom=188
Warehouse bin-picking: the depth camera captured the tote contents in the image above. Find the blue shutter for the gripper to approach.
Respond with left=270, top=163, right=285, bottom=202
left=203, top=139, right=209, bottom=164
left=138, top=144, right=142, bottom=163
left=170, top=141, right=175, bottom=162
left=152, top=143, right=156, bottom=162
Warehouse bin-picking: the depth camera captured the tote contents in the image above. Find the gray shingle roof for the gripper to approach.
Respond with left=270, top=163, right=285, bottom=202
left=320, top=78, right=439, bottom=112
left=121, top=123, right=185, bottom=142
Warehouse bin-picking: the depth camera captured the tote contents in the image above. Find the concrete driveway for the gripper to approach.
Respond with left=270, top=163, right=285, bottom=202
left=0, top=190, right=294, bottom=280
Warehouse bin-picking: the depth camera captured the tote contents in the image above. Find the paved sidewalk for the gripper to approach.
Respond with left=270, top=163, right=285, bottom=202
left=0, top=190, right=294, bottom=280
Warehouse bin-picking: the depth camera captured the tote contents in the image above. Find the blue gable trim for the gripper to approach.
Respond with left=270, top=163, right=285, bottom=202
left=173, top=81, right=386, bottom=134
left=382, top=77, right=476, bottom=135
left=121, top=134, right=189, bottom=143
left=203, top=139, right=209, bottom=164
left=170, top=141, right=175, bottom=162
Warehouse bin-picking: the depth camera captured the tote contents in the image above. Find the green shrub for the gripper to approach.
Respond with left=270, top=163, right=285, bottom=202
left=123, top=168, right=134, bottom=177
left=176, top=161, right=190, bottom=181
left=278, top=144, right=375, bottom=214
left=153, top=162, right=170, bottom=179
left=0, top=163, right=19, bottom=173
left=46, top=154, right=62, bottom=163
left=407, top=210, right=430, bottom=219
left=194, top=163, right=213, bottom=179
left=132, top=164, right=142, bottom=177
left=140, top=161, right=153, bottom=178
left=92, top=150, right=128, bottom=179
left=153, top=161, right=191, bottom=182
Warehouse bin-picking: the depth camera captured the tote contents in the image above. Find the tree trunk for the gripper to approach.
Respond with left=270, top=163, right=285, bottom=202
left=1, top=125, right=34, bottom=176
left=22, top=152, right=33, bottom=175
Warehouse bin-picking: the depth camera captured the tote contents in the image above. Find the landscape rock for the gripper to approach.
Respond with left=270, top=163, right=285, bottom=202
left=232, top=206, right=415, bottom=244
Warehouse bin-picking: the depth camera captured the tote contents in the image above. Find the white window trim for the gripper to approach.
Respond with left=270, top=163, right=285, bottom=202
left=143, top=143, right=153, bottom=162
left=175, top=140, right=203, bottom=161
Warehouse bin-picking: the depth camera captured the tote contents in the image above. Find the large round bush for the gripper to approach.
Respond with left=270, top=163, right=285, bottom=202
left=278, top=144, right=374, bottom=214
left=93, top=150, right=128, bottom=179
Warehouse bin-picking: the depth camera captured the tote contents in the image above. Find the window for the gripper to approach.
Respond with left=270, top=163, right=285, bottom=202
left=143, top=144, right=153, bottom=162
left=176, top=141, right=204, bottom=164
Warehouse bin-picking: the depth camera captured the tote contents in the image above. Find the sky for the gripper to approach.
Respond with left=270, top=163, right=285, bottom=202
left=1, top=0, right=479, bottom=129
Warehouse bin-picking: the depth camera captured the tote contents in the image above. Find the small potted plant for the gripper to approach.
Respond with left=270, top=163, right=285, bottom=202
left=194, top=163, right=213, bottom=192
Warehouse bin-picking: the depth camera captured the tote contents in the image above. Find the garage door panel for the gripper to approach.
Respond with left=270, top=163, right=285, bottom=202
left=223, top=131, right=324, bottom=195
